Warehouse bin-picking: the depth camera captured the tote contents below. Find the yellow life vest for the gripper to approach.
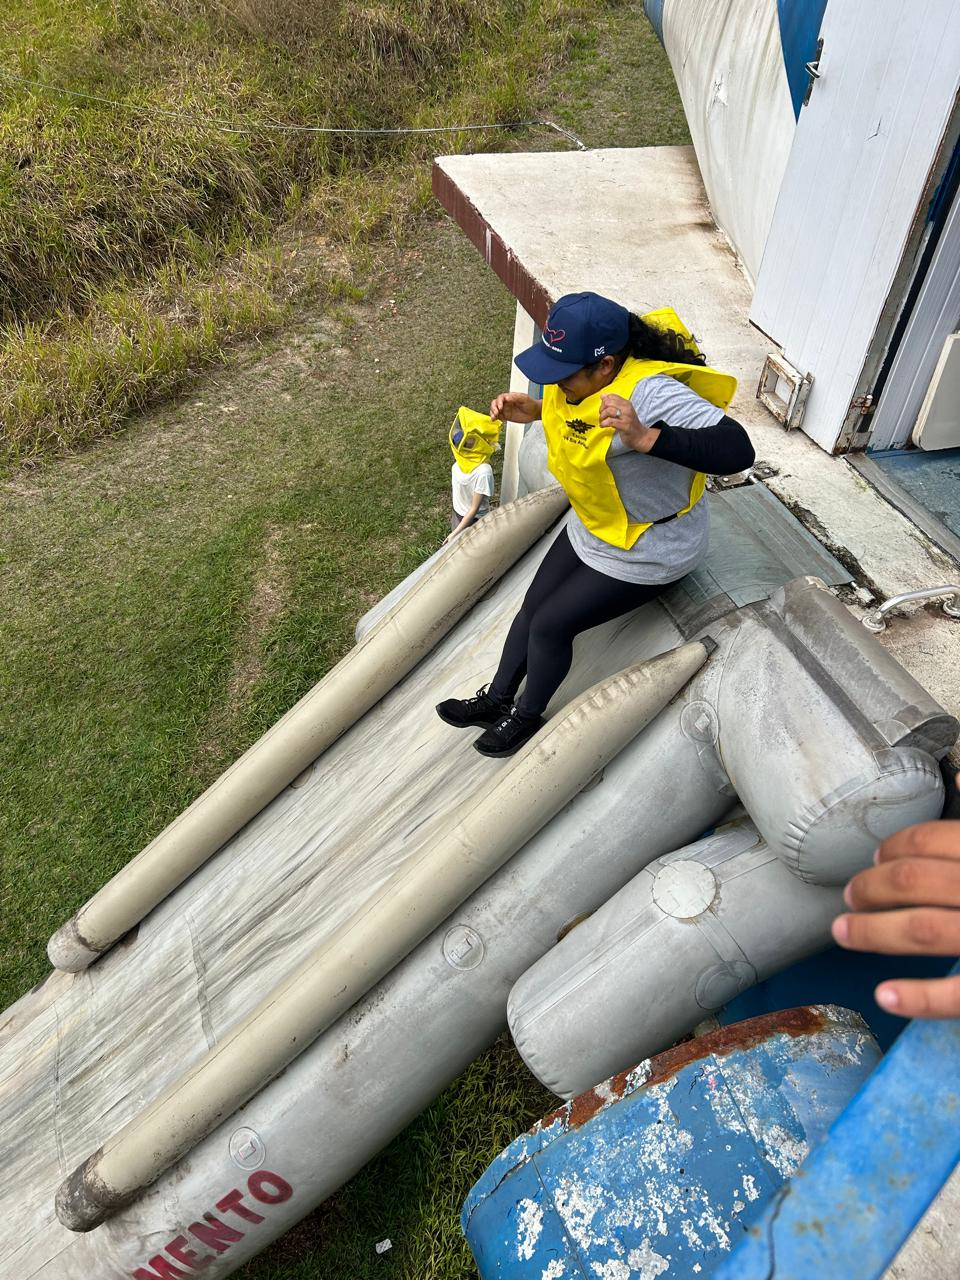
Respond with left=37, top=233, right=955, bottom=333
left=449, top=406, right=502, bottom=474
left=541, top=311, right=737, bottom=550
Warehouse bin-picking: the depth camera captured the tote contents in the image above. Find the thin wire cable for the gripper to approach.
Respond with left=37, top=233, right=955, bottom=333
left=0, top=69, right=588, bottom=148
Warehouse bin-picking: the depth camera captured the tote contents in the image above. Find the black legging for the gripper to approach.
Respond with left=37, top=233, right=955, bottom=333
left=488, top=528, right=670, bottom=717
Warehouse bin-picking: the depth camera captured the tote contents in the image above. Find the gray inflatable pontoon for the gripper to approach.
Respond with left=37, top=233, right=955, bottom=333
left=0, top=448, right=955, bottom=1278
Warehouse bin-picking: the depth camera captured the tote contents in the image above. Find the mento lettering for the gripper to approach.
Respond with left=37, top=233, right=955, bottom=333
left=131, top=1171, right=295, bottom=1277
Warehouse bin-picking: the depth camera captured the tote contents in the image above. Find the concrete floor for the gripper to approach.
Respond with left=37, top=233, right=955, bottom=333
left=433, top=142, right=960, bottom=1277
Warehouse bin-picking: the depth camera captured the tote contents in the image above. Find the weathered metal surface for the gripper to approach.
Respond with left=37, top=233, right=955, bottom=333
left=463, top=1006, right=880, bottom=1279
left=715, top=965, right=960, bottom=1280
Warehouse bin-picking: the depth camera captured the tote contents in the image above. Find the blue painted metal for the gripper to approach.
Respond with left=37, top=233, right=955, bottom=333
left=642, top=0, right=666, bottom=46
left=720, top=945, right=955, bottom=1051
left=776, top=0, right=829, bottom=117
left=716, top=963, right=960, bottom=1279
left=462, top=1007, right=880, bottom=1278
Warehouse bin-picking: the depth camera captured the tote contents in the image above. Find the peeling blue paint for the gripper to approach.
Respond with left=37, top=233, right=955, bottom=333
left=463, top=1007, right=880, bottom=1278
left=716, top=967, right=960, bottom=1279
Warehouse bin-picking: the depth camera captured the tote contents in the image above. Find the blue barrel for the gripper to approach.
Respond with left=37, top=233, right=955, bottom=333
left=462, top=1006, right=881, bottom=1278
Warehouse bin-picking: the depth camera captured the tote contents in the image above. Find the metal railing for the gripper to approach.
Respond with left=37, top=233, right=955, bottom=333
left=862, top=585, right=960, bottom=632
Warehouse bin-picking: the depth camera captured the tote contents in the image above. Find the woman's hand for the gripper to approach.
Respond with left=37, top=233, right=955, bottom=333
left=600, top=394, right=661, bottom=453
left=489, top=391, right=542, bottom=424
left=832, top=778, right=960, bottom=1018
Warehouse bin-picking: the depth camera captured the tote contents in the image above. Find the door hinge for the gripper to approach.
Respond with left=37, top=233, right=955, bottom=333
left=851, top=393, right=875, bottom=416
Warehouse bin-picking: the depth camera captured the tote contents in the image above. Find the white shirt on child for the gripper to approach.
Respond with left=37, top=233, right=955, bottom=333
left=451, top=460, right=494, bottom=517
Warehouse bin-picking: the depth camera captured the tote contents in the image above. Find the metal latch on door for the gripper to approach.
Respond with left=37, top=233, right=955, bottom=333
left=803, top=37, right=824, bottom=106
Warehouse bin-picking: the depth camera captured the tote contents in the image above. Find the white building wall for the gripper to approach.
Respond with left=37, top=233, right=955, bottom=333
left=750, top=0, right=960, bottom=452
left=661, top=0, right=797, bottom=286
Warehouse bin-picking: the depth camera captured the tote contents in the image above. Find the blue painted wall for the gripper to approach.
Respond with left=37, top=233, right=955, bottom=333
left=776, top=0, right=829, bottom=117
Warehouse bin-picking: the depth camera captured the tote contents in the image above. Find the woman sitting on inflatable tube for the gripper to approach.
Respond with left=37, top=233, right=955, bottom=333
left=436, top=290, right=756, bottom=757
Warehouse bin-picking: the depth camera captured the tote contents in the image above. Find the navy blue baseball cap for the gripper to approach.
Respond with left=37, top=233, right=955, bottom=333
left=514, top=292, right=631, bottom=384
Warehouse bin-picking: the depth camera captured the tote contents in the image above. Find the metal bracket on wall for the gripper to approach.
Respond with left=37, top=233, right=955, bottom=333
left=757, top=352, right=813, bottom=430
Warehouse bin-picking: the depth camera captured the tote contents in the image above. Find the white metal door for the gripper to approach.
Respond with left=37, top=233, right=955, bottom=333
left=749, top=0, right=960, bottom=453
left=868, top=174, right=960, bottom=450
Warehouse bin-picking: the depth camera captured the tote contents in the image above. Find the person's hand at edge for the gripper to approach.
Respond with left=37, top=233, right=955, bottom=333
left=600, top=393, right=661, bottom=453
left=832, top=772, right=960, bottom=1019
left=489, top=391, right=542, bottom=424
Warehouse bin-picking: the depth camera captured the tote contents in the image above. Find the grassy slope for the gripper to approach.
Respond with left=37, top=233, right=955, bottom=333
left=0, top=0, right=589, bottom=462
left=0, top=4, right=688, bottom=1277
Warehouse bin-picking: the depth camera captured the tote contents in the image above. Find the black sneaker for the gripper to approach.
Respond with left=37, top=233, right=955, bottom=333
left=473, top=706, right=545, bottom=758
left=436, top=686, right=511, bottom=729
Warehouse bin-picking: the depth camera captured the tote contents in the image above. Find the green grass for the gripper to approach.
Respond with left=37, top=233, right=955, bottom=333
left=534, top=1, right=690, bottom=148
left=0, top=3, right=688, bottom=1276
left=0, top=0, right=598, bottom=464
left=0, top=228, right=513, bottom=1000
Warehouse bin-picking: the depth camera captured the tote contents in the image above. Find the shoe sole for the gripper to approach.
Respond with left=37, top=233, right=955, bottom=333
left=473, top=739, right=527, bottom=757
left=473, top=727, right=542, bottom=758
left=435, top=704, right=502, bottom=729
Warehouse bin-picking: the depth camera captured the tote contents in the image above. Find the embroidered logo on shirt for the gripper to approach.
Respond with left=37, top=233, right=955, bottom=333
left=565, top=418, right=591, bottom=435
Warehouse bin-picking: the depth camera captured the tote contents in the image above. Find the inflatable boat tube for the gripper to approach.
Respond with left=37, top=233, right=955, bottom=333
left=47, top=485, right=569, bottom=974
left=708, top=578, right=955, bottom=884
left=507, top=818, right=845, bottom=1099
left=55, top=639, right=712, bottom=1232
left=505, top=577, right=957, bottom=1097
left=13, top=691, right=735, bottom=1278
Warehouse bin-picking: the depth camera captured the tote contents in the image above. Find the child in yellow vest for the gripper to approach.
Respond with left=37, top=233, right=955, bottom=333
left=446, top=407, right=500, bottom=542
left=436, top=291, right=755, bottom=757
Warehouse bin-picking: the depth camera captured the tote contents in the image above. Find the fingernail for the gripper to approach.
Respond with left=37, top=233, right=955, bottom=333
left=876, top=985, right=900, bottom=1011
left=843, top=882, right=854, bottom=907
left=873, top=847, right=882, bottom=865
left=832, top=916, right=849, bottom=944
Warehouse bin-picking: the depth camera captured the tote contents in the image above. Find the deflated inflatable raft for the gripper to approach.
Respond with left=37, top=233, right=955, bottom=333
left=0, top=480, right=956, bottom=1279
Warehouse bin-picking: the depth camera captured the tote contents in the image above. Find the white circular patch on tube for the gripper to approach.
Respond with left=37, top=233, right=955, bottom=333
left=680, top=700, right=720, bottom=745
left=652, top=861, right=718, bottom=919
left=229, top=1127, right=266, bottom=1170
left=442, top=925, right=485, bottom=971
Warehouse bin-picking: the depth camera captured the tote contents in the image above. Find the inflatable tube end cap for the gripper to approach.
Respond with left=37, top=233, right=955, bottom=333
left=47, top=918, right=103, bottom=972
left=55, top=1150, right=128, bottom=1232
